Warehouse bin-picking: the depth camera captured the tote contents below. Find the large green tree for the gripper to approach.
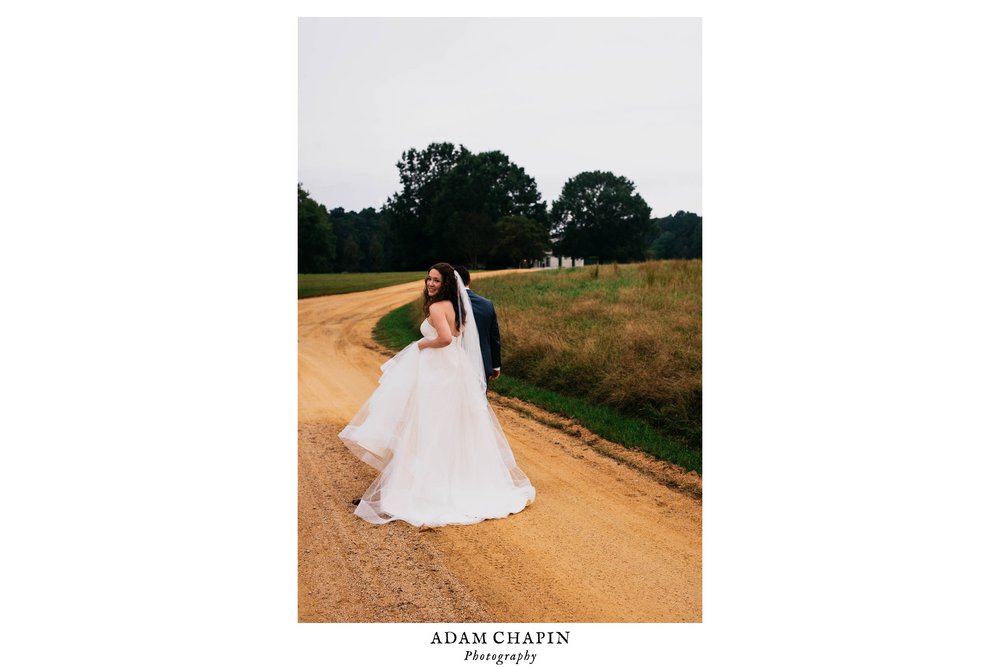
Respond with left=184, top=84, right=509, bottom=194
left=431, top=150, right=548, bottom=267
left=384, top=142, right=470, bottom=269
left=550, top=171, right=654, bottom=263
left=384, top=143, right=548, bottom=269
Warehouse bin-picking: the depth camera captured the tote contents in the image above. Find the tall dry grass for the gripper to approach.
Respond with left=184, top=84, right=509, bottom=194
left=474, top=260, right=702, bottom=450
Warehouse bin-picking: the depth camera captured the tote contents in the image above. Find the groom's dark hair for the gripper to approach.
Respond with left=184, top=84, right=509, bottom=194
left=454, top=266, right=471, bottom=287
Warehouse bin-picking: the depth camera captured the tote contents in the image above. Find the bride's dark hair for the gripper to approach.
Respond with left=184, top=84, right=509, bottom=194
left=422, top=262, right=466, bottom=327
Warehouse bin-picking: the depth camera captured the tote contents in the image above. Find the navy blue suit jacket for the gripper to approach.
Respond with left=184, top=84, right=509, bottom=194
left=466, top=289, right=501, bottom=381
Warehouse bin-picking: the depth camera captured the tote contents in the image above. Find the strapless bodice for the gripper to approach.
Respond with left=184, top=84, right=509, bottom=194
left=419, top=318, right=437, bottom=339
left=420, top=317, right=461, bottom=341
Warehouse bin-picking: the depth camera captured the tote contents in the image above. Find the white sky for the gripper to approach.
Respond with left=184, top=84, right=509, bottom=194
left=299, top=17, right=701, bottom=218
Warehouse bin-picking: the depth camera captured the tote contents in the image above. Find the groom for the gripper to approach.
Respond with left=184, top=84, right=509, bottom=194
left=454, top=266, right=501, bottom=385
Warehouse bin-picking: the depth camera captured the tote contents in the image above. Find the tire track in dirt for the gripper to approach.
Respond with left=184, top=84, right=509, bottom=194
left=298, top=272, right=701, bottom=622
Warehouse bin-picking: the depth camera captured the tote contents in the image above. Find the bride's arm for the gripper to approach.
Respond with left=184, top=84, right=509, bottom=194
left=417, top=302, right=454, bottom=350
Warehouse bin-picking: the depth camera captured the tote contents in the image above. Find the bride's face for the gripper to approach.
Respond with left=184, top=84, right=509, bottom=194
left=425, top=269, right=443, bottom=297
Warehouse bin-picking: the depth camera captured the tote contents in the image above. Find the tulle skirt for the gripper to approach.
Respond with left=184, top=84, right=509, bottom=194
left=339, top=340, right=535, bottom=527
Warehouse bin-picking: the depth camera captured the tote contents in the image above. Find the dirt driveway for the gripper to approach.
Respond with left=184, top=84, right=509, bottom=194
left=298, top=272, right=702, bottom=622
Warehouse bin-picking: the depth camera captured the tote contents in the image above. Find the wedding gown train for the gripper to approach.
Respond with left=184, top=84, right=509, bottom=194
left=339, top=317, right=535, bottom=527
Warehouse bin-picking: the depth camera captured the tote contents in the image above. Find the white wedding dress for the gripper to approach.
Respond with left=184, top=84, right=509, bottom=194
left=339, top=308, right=535, bottom=527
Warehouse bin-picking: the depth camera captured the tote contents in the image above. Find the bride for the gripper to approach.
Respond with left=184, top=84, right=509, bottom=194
left=339, top=262, right=536, bottom=527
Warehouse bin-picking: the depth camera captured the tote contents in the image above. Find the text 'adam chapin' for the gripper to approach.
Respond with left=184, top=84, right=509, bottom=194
left=430, top=631, right=569, bottom=665
left=431, top=631, right=570, bottom=645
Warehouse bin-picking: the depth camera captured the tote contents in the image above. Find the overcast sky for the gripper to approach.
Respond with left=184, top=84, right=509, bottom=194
left=299, top=18, right=700, bottom=219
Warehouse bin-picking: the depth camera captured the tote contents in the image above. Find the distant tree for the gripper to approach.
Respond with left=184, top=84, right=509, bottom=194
left=299, top=184, right=394, bottom=273
left=367, top=233, right=385, bottom=271
left=298, top=184, right=336, bottom=273
left=551, top=171, right=654, bottom=263
left=489, top=216, right=552, bottom=267
left=333, top=207, right=391, bottom=272
left=339, top=235, right=361, bottom=272
left=327, top=206, right=354, bottom=272
left=650, top=231, right=676, bottom=258
left=649, top=210, right=702, bottom=259
left=354, top=207, right=392, bottom=271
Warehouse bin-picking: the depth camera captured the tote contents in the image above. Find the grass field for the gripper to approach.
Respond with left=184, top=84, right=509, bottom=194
left=374, top=260, right=702, bottom=473
left=298, top=272, right=426, bottom=299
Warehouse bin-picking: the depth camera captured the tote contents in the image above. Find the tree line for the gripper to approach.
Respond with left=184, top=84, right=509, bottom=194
left=299, top=142, right=702, bottom=273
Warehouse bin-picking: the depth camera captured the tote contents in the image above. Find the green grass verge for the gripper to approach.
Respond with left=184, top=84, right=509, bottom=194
left=490, top=375, right=701, bottom=473
left=373, top=300, right=701, bottom=474
left=372, top=299, right=424, bottom=350
left=298, top=272, right=426, bottom=299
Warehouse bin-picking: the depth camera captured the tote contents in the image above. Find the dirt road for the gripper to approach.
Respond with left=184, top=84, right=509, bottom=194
left=298, top=272, right=702, bottom=623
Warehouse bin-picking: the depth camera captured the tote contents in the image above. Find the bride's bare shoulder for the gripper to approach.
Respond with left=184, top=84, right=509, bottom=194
left=428, top=300, right=454, bottom=314
left=428, top=300, right=459, bottom=336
